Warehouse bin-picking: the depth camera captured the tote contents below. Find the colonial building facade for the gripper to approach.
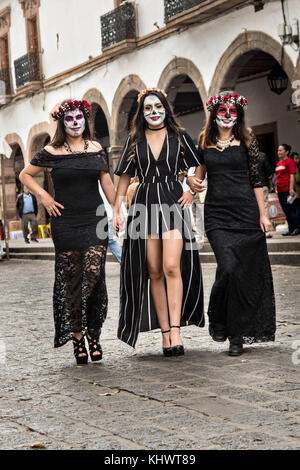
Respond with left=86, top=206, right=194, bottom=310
left=0, top=0, right=300, bottom=223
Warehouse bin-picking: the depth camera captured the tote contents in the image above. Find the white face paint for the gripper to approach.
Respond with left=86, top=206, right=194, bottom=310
left=63, top=108, right=86, bottom=137
left=216, top=103, right=238, bottom=129
left=143, top=95, right=166, bottom=127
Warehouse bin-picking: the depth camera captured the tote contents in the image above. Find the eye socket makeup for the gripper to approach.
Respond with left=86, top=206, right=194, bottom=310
left=63, top=108, right=86, bottom=137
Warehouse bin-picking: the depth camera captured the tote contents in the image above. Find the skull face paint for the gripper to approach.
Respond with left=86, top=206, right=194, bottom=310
left=216, top=104, right=238, bottom=129
left=63, top=108, right=86, bottom=137
left=143, top=95, right=166, bottom=127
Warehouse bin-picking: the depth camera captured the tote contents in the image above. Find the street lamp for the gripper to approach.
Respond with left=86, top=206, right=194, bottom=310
left=267, top=63, right=289, bottom=95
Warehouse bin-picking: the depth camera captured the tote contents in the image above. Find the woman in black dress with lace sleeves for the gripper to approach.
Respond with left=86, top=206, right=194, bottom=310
left=20, top=99, right=116, bottom=364
left=188, top=92, right=276, bottom=356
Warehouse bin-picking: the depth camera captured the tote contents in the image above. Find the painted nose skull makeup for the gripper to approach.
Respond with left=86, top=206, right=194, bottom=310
left=216, top=104, right=238, bottom=129
left=63, top=108, right=86, bottom=137
left=143, top=95, right=166, bottom=127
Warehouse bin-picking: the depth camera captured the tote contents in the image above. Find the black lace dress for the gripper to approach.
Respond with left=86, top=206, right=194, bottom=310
left=198, top=135, right=276, bottom=343
left=115, top=128, right=204, bottom=348
left=30, top=149, right=109, bottom=347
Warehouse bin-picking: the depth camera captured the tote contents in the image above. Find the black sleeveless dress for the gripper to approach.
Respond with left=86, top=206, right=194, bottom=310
left=115, top=128, right=204, bottom=348
left=198, top=136, right=276, bottom=343
left=30, top=149, right=109, bottom=347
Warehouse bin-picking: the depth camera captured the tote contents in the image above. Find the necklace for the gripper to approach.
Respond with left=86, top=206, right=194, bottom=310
left=64, top=139, right=89, bottom=154
left=216, top=135, right=234, bottom=150
left=147, top=124, right=166, bottom=131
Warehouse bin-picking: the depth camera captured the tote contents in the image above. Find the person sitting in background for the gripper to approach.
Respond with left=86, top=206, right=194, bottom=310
left=259, top=151, right=274, bottom=238
left=16, top=185, right=39, bottom=243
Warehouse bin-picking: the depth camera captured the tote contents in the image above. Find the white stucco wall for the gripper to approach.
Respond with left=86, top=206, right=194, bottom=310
left=0, top=0, right=299, bottom=158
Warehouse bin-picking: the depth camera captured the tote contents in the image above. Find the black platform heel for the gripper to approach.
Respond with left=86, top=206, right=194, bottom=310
left=86, top=333, right=103, bottom=362
left=161, top=329, right=173, bottom=357
left=72, top=335, right=88, bottom=365
left=170, top=326, right=185, bottom=356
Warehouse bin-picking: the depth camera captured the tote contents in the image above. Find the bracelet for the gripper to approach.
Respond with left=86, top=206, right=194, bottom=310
left=189, top=189, right=196, bottom=196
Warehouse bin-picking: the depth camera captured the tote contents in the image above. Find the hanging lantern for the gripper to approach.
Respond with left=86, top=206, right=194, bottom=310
left=267, top=63, right=289, bottom=95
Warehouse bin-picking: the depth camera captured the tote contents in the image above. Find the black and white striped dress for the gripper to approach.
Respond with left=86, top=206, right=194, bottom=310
left=115, top=128, right=204, bottom=347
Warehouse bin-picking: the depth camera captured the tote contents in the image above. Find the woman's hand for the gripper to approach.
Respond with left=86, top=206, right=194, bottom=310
left=186, top=176, right=206, bottom=193
left=260, top=215, right=271, bottom=233
left=40, top=191, right=64, bottom=217
left=178, top=190, right=194, bottom=210
left=112, top=211, right=126, bottom=235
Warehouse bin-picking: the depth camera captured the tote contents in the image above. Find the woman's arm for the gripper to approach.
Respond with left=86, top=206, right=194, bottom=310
left=289, top=174, right=296, bottom=197
left=113, top=174, right=131, bottom=234
left=99, top=172, right=116, bottom=206
left=254, top=187, right=271, bottom=233
left=19, top=164, right=64, bottom=217
left=186, top=165, right=207, bottom=192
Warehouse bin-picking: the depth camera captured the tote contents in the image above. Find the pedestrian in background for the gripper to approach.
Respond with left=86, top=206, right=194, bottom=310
left=16, top=185, right=39, bottom=244
left=99, top=182, right=122, bottom=264
left=0, top=238, right=3, bottom=261
left=275, top=144, right=299, bottom=236
left=291, top=152, right=300, bottom=235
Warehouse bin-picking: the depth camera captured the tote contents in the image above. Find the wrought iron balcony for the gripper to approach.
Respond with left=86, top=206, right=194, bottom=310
left=0, top=67, right=11, bottom=96
left=164, top=0, right=204, bottom=21
left=101, top=2, right=136, bottom=50
left=14, top=52, right=40, bottom=88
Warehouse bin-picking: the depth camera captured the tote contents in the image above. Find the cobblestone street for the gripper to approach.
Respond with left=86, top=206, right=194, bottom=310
left=0, top=259, right=299, bottom=450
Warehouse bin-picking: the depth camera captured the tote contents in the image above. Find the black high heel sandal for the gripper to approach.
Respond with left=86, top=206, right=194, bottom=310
left=161, top=329, right=173, bottom=357
left=170, top=326, right=184, bottom=356
left=86, top=333, right=103, bottom=362
left=72, top=335, right=88, bottom=365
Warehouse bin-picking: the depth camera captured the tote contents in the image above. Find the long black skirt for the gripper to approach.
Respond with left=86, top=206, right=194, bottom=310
left=207, top=228, right=276, bottom=343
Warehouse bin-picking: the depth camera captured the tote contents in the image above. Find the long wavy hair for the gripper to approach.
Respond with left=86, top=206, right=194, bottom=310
left=199, top=91, right=251, bottom=149
left=50, top=100, right=91, bottom=148
left=127, top=90, right=183, bottom=160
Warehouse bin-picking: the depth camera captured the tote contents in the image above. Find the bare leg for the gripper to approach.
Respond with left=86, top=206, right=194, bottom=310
left=162, top=230, right=183, bottom=347
left=147, top=236, right=170, bottom=348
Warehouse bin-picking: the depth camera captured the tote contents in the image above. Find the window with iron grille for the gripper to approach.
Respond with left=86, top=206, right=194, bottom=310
left=0, top=35, right=11, bottom=95
left=164, top=0, right=204, bottom=22
left=101, top=2, right=136, bottom=50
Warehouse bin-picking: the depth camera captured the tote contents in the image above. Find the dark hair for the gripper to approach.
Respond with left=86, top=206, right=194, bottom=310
left=50, top=100, right=91, bottom=148
left=290, top=151, right=299, bottom=159
left=279, top=144, right=292, bottom=156
left=199, top=90, right=251, bottom=149
left=127, top=90, right=183, bottom=160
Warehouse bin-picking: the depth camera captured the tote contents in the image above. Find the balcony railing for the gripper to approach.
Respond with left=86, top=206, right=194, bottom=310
left=14, top=52, right=40, bottom=88
left=0, top=67, right=11, bottom=96
left=164, top=0, right=205, bottom=21
left=101, top=2, right=136, bottom=50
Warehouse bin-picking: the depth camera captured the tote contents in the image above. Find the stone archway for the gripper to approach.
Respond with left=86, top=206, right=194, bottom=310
left=110, top=74, right=146, bottom=173
left=158, top=57, right=208, bottom=140
left=209, top=31, right=295, bottom=97
left=83, top=88, right=111, bottom=132
left=27, top=127, right=52, bottom=224
left=157, top=57, right=208, bottom=112
left=2, top=134, right=26, bottom=224
left=26, top=122, right=53, bottom=163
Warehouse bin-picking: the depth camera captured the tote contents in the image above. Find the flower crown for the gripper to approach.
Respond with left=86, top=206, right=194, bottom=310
left=137, top=88, right=168, bottom=103
left=206, top=94, right=248, bottom=112
left=51, top=99, right=92, bottom=121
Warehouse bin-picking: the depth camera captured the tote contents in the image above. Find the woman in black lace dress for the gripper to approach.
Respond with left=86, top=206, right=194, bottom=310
left=20, top=99, right=116, bottom=364
left=188, top=92, right=276, bottom=356
left=113, top=89, right=204, bottom=356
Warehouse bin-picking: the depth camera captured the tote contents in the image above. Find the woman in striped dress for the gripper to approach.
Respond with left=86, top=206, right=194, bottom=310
left=113, top=88, right=204, bottom=356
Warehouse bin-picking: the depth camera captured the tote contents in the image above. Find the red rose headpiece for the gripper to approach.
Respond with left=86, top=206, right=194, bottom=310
left=137, top=88, right=168, bottom=103
left=51, top=99, right=92, bottom=121
left=206, top=93, right=248, bottom=112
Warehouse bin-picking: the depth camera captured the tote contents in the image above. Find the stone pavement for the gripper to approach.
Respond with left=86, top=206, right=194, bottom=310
left=0, top=259, right=299, bottom=450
